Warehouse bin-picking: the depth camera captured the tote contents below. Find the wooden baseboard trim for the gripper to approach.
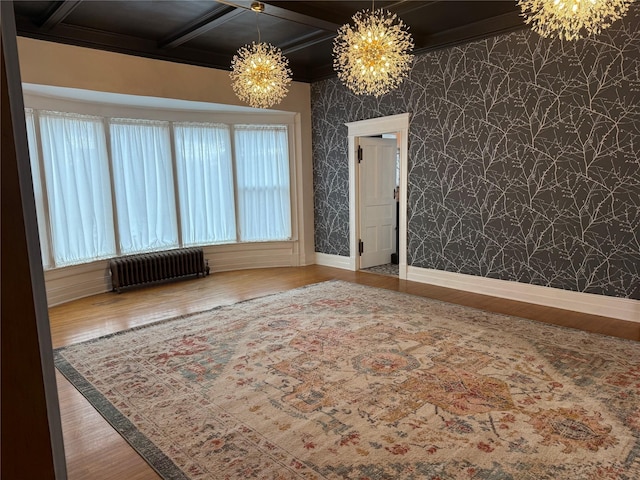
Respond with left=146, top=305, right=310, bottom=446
left=407, top=266, right=640, bottom=323
left=314, top=252, right=353, bottom=270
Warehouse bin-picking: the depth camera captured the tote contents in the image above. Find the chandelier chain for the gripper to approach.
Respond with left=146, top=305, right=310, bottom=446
left=255, top=11, right=261, bottom=44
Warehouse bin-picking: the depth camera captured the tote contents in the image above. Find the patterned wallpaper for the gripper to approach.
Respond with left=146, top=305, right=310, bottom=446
left=311, top=6, right=640, bottom=299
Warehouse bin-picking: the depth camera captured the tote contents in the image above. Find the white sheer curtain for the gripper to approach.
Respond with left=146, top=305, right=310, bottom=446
left=24, top=109, right=52, bottom=268
left=174, top=123, right=236, bottom=245
left=38, top=111, right=116, bottom=266
left=234, top=125, right=291, bottom=241
left=110, top=119, right=178, bottom=254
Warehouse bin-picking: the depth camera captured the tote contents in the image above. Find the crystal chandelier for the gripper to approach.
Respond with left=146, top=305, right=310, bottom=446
left=333, top=8, right=414, bottom=97
left=518, top=0, right=633, bottom=41
left=230, top=3, right=292, bottom=109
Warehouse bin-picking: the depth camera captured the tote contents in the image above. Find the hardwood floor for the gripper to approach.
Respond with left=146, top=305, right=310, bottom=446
left=49, top=265, right=640, bottom=480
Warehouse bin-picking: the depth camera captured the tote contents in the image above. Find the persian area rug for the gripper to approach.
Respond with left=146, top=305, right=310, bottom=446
left=55, top=281, right=640, bottom=480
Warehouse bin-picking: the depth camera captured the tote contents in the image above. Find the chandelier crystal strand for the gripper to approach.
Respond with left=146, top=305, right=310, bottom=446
left=518, top=0, right=633, bottom=41
left=230, top=41, right=292, bottom=109
left=333, top=9, right=414, bottom=97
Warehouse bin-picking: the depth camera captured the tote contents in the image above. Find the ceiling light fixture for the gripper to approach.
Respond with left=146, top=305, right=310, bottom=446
left=333, top=6, right=414, bottom=97
left=230, top=2, right=292, bottom=109
left=518, top=0, right=632, bottom=41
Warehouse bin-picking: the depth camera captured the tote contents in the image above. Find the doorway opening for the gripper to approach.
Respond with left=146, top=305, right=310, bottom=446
left=346, top=113, right=409, bottom=280
left=358, top=135, right=399, bottom=277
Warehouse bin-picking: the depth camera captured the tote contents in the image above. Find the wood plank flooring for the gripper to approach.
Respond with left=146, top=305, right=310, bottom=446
left=48, top=265, right=640, bottom=480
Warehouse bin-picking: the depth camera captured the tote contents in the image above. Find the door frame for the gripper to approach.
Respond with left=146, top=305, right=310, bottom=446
left=346, top=113, right=410, bottom=279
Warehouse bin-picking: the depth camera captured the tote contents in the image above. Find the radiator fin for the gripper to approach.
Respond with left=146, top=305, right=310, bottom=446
left=109, top=248, right=208, bottom=292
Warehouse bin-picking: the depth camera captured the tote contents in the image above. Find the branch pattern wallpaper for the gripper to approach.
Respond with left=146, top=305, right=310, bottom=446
left=311, top=6, right=639, bottom=299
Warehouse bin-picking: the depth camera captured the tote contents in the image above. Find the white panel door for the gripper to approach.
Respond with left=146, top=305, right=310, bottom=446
left=358, top=137, right=398, bottom=269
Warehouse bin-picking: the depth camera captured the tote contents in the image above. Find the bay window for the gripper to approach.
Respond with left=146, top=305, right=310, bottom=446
left=25, top=108, right=292, bottom=269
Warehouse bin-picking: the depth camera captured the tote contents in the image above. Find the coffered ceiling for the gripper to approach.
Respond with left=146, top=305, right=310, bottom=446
left=13, top=1, right=527, bottom=82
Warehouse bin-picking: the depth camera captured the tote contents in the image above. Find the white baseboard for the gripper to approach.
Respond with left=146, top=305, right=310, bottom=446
left=314, top=252, right=354, bottom=270
left=45, top=252, right=639, bottom=322
left=297, top=251, right=315, bottom=266
left=44, top=260, right=111, bottom=307
left=407, top=266, right=640, bottom=323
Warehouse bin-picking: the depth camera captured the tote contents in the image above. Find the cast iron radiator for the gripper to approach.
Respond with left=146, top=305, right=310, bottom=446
left=109, top=247, right=209, bottom=292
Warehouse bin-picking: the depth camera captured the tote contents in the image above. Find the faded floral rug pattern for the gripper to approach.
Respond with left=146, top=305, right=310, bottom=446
left=55, top=281, right=640, bottom=479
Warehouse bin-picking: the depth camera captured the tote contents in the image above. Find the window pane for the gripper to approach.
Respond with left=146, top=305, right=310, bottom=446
left=25, top=109, right=53, bottom=269
left=174, top=123, right=236, bottom=245
left=39, top=112, right=116, bottom=266
left=110, top=119, right=178, bottom=254
left=234, top=125, right=291, bottom=241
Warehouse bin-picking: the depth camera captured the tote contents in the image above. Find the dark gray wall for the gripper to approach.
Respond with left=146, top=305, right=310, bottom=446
left=311, top=6, right=640, bottom=299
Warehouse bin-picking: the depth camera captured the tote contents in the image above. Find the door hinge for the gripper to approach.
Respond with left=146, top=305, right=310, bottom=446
left=357, top=145, right=363, bottom=163
left=358, top=239, right=364, bottom=256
